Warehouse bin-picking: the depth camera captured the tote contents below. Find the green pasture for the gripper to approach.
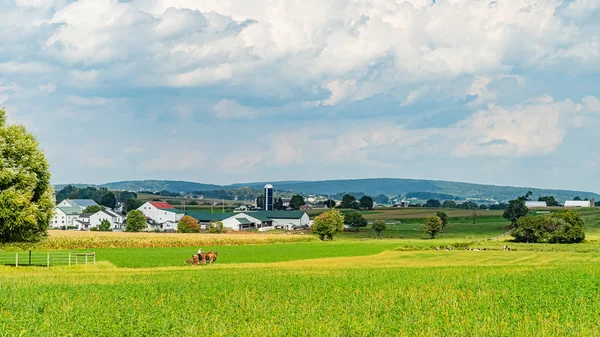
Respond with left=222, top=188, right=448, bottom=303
left=2, top=251, right=600, bottom=336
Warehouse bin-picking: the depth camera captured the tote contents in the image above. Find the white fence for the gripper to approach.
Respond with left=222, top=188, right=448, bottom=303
left=0, top=251, right=95, bottom=267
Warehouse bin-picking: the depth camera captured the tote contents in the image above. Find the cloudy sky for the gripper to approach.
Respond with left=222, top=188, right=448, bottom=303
left=1, top=0, right=599, bottom=190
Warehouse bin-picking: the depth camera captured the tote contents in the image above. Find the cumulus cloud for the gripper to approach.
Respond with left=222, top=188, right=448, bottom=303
left=212, top=99, right=259, bottom=120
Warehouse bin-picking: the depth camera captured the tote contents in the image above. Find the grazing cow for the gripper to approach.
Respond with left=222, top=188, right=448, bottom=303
left=503, top=246, right=511, bottom=251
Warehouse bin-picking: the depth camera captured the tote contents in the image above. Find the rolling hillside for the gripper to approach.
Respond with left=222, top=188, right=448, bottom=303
left=55, top=178, right=600, bottom=202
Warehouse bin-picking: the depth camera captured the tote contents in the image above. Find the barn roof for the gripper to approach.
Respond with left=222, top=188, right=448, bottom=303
left=57, top=206, right=81, bottom=215
left=149, top=202, right=174, bottom=209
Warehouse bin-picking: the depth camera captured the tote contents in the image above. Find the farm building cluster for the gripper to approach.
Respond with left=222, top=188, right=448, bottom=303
left=525, top=199, right=595, bottom=208
left=50, top=185, right=310, bottom=232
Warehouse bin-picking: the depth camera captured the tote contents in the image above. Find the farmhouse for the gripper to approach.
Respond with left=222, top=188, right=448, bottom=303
left=50, top=206, right=81, bottom=229
left=137, top=201, right=185, bottom=227
left=525, top=201, right=547, bottom=208
left=564, top=200, right=595, bottom=207
left=89, top=209, right=125, bottom=230
left=57, top=199, right=99, bottom=212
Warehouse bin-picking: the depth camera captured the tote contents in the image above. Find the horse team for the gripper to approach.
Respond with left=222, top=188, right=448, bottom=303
left=186, top=251, right=218, bottom=265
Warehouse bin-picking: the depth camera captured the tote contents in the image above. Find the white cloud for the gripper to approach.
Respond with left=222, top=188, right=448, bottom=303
left=0, top=62, right=52, bottom=73
left=212, top=99, right=259, bottom=120
left=39, top=83, right=56, bottom=93
left=122, top=146, right=146, bottom=154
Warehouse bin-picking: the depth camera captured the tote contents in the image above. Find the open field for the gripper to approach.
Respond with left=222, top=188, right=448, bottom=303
left=2, top=208, right=600, bottom=335
left=1, top=251, right=600, bottom=336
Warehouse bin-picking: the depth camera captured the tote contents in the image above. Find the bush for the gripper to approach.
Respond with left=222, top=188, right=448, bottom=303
left=188, top=200, right=199, bottom=205
left=178, top=216, right=201, bottom=233
left=98, top=219, right=111, bottom=232
left=90, top=227, right=99, bottom=232
left=343, top=211, right=367, bottom=232
left=371, top=221, right=387, bottom=237
left=208, top=221, right=225, bottom=234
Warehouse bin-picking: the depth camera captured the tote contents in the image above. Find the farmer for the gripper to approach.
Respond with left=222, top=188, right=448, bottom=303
left=197, top=248, right=202, bottom=259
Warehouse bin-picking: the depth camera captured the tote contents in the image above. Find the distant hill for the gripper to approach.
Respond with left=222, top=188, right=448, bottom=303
left=54, top=178, right=600, bottom=202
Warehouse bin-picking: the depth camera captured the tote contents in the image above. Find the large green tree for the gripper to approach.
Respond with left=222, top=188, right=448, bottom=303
left=424, top=216, right=443, bottom=239
left=503, top=191, right=532, bottom=226
left=340, top=194, right=356, bottom=208
left=100, top=192, right=117, bottom=209
left=289, top=195, right=306, bottom=210
left=442, top=200, right=457, bottom=208
left=83, top=205, right=103, bottom=213
left=436, top=211, right=449, bottom=230
left=371, top=220, right=387, bottom=238
left=511, top=210, right=585, bottom=243
left=359, top=196, right=374, bottom=210
left=0, top=108, right=53, bottom=244
left=123, top=198, right=143, bottom=214
left=125, top=210, right=147, bottom=232
left=312, top=210, right=344, bottom=240
left=538, top=196, right=560, bottom=207
left=177, top=215, right=201, bottom=233
left=343, top=211, right=368, bottom=232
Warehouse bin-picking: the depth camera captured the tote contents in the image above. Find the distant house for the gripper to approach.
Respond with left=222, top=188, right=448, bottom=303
left=50, top=206, right=81, bottom=229
left=137, top=201, right=185, bottom=229
left=89, top=209, right=125, bottom=231
left=525, top=201, right=547, bottom=208
left=57, top=199, right=99, bottom=212
left=564, top=200, right=594, bottom=208
left=74, top=213, right=93, bottom=230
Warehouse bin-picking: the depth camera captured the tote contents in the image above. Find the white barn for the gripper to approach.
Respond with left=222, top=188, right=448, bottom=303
left=138, top=202, right=185, bottom=224
left=564, top=200, right=594, bottom=207
left=525, top=201, right=547, bottom=208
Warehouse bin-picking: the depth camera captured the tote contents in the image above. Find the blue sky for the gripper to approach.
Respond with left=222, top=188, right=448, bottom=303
left=1, top=0, right=600, bottom=191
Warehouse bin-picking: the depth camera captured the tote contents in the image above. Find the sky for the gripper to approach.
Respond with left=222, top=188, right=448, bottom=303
left=1, top=0, right=600, bottom=191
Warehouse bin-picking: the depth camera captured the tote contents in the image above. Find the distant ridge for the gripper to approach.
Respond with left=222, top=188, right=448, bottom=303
left=54, top=178, right=600, bottom=202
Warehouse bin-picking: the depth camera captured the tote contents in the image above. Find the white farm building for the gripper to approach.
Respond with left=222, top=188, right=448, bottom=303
left=525, top=201, right=547, bottom=208
left=185, top=210, right=310, bottom=231
left=564, top=200, right=595, bottom=208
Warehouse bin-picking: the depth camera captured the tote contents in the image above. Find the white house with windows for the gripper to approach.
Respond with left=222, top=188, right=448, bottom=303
left=137, top=202, right=184, bottom=230
left=50, top=206, right=81, bottom=229
left=57, top=199, right=99, bottom=212
left=89, top=209, right=125, bottom=230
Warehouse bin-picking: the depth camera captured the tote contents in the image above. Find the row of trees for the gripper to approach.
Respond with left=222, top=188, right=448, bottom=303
left=311, top=210, right=388, bottom=240
left=57, top=185, right=138, bottom=209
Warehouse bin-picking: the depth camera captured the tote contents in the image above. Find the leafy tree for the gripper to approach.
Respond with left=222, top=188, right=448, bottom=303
left=118, top=191, right=137, bottom=203
left=503, top=191, right=531, bottom=226
left=188, top=200, right=199, bottom=206
left=83, top=205, right=103, bottom=214
left=359, top=195, right=374, bottom=210
left=98, top=219, right=111, bottom=232
left=424, top=216, right=443, bottom=239
left=125, top=210, right=146, bottom=232
left=274, top=197, right=284, bottom=210
left=459, top=201, right=479, bottom=210
left=511, top=210, right=584, bottom=243
left=489, top=203, right=508, bottom=210
left=436, top=211, right=448, bottom=230
left=0, top=108, right=53, bottom=244
left=371, top=220, right=387, bottom=237
left=424, top=199, right=441, bottom=208
left=123, top=198, right=143, bottom=214
left=325, top=199, right=336, bottom=208
left=340, top=194, right=357, bottom=208
left=344, top=211, right=368, bottom=232
left=574, top=196, right=582, bottom=201
left=479, top=204, right=488, bottom=210
left=100, top=192, right=117, bottom=209
left=289, top=195, right=306, bottom=210
left=373, top=194, right=390, bottom=205
left=442, top=200, right=457, bottom=208
left=256, top=195, right=265, bottom=209
left=349, top=200, right=360, bottom=210
left=538, top=196, right=560, bottom=207
left=208, top=221, right=225, bottom=233
left=177, top=215, right=201, bottom=233
left=312, top=210, right=344, bottom=241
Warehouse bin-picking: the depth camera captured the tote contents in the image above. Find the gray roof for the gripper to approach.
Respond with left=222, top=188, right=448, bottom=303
left=68, top=199, right=99, bottom=207
left=79, top=213, right=93, bottom=218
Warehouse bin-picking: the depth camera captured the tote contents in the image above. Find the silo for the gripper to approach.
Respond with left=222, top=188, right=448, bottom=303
left=264, top=184, right=274, bottom=210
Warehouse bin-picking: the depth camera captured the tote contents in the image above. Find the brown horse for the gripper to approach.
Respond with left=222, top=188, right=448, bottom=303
left=207, top=251, right=218, bottom=263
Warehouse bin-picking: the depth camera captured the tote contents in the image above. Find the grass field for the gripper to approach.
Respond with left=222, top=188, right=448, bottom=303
left=1, top=251, right=600, bottom=336
left=2, top=208, right=600, bottom=335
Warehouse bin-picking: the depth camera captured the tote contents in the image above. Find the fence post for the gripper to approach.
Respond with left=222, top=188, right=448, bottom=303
left=15, top=253, right=18, bottom=268
left=69, top=252, right=71, bottom=267
left=47, top=253, right=50, bottom=268
left=85, top=254, right=88, bottom=265
left=93, top=253, right=96, bottom=265
left=29, top=250, right=32, bottom=266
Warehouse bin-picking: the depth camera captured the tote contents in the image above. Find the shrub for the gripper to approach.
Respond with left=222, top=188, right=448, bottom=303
left=178, top=216, right=201, bottom=233
left=371, top=221, right=387, bottom=237
left=208, top=221, right=225, bottom=234
left=344, top=211, right=368, bottom=232
left=98, top=219, right=111, bottom=232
